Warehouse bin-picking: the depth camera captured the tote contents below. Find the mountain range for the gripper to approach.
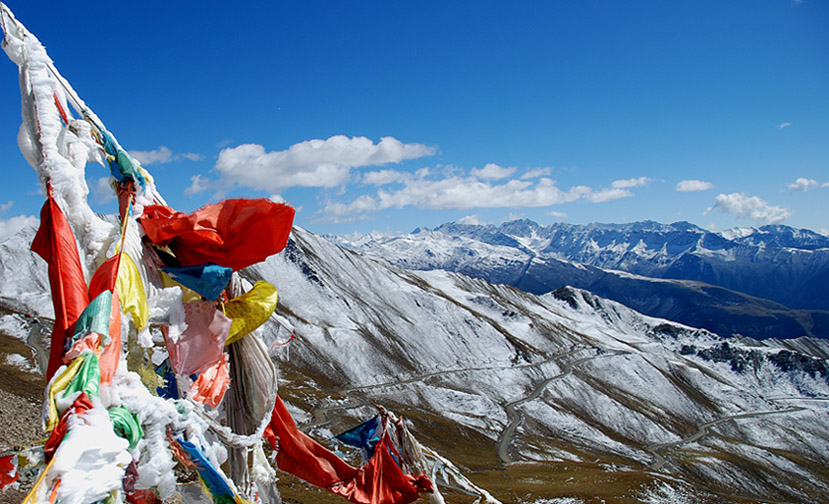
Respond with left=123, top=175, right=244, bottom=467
left=333, top=219, right=829, bottom=341
left=1, top=222, right=828, bottom=503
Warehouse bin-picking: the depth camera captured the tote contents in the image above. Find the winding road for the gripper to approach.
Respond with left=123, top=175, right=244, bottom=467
left=302, top=344, right=820, bottom=471
left=495, top=349, right=628, bottom=464
left=301, top=346, right=588, bottom=441
left=644, top=407, right=805, bottom=471
left=303, top=344, right=636, bottom=466
left=342, top=346, right=585, bottom=395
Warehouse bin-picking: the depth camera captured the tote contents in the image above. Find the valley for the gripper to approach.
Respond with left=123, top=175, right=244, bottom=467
left=2, top=224, right=828, bottom=503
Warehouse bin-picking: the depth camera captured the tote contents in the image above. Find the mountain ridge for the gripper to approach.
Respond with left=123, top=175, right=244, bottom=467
left=2, top=223, right=829, bottom=502
left=333, top=219, right=829, bottom=340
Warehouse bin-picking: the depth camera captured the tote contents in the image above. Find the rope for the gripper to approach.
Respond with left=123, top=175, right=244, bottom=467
left=191, top=399, right=274, bottom=449
left=0, top=4, right=9, bottom=47
left=52, top=92, right=70, bottom=125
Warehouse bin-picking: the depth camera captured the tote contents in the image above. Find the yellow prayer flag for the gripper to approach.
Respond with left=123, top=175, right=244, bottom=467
left=224, top=281, right=278, bottom=345
left=116, top=253, right=149, bottom=331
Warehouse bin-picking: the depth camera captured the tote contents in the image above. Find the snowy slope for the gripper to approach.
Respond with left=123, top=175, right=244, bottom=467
left=257, top=227, right=829, bottom=503
left=2, top=224, right=829, bottom=503
left=427, top=220, right=829, bottom=311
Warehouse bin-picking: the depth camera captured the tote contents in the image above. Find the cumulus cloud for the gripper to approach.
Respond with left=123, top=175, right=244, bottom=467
left=363, top=169, right=409, bottom=186
left=129, top=146, right=203, bottom=165
left=185, top=174, right=212, bottom=197
left=676, top=179, right=714, bottom=192
left=0, top=214, right=38, bottom=242
left=778, top=122, right=792, bottom=129
left=209, top=136, right=436, bottom=194
left=611, top=177, right=651, bottom=189
left=705, top=193, right=792, bottom=225
left=788, top=177, right=820, bottom=192
left=470, top=163, right=516, bottom=180
left=587, top=188, right=633, bottom=203
left=547, top=210, right=567, bottom=218
left=318, top=195, right=381, bottom=222
left=90, top=177, right=116, bottom=204
left=376, top=177, right=588, bottom=211
left=521, top=168, right=553, bottom=179
left=318, top=165, right=654, bottom=221
left=320, top=177, right=586, bottom=219
left=0, top=201, right=13, bottom=214
left=179, top=152, right=204, bottom=162
left=459, top=215, right=485, bottom=225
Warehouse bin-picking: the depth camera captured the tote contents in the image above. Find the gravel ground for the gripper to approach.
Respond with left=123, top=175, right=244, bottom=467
left=0, top=335, right=46, bottom=504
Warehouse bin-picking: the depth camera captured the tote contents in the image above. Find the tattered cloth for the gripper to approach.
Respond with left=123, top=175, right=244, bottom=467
left=139, top=199, right=295, bottom=271
left=31, top=191, right=90, bottom=380
left=265, top=395, right=432, bottom=504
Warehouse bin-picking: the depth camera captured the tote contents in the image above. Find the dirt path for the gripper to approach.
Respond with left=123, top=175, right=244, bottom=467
left=342, top=346, right=585, bottom=394
left=495, top=349, right=628, bottom=464
left=302, top=346, right=586, bottom=436
left=644, top=407, right=805, bottom=471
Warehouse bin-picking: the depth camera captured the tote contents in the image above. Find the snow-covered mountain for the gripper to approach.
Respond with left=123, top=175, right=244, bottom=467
left=333, top=220, right=829, bottom=341
left=2, top=224, right=828, bottom=503
left=430, top=220, right=829, bottom=311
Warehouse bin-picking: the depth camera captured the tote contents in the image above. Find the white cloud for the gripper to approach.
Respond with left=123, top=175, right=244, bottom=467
left=131, top=146, right=173, bottom=164
left=521, top=168, right=553, bottom=179
left=458, top=215, right=485, bottom=225
left=214, top=136, right=436, bottom=193
left=470, top=163, right=516, bottom=180
left=611, top=177, right=651, bottom=189
left=179, top=152, right=204, bottom=162
left=319, top=167, right=653, bottom=221
left=501, top=213, right=524, bottom=223
left=90, top=177, right=116, bottom=204
left=375, top=177, right=587, bottom=211
left=363, top=169, right=409, bottom=186
left=705, top=193, right=792, bottom=225
left=676, top=179, right=714, bottom=192
left=778, top=122, right=792, bottom=129
left=788, top=177, right=820, bottom=191
left=129, top=146, right=204, bottom=165
left=0, top=201, right=13, bottom=214
left=319, top=195, right=380, bottom=221
left=320, top=177, right=589, bottom=220
left=185, top=174, right=211, bottom=196
left=547, top=210, right=568, bottom=218
left=0, top=214, right=38, bottom=242
left=587, top=188, right=633, bottom=203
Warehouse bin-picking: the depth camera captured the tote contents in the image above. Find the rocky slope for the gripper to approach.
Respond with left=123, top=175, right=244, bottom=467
left=1, top=225, right=828, bottom=503
left=334, top=220, right=829, bottom=340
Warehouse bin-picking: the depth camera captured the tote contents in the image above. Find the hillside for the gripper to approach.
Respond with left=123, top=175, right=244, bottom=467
left=334, top=221, right=829, bottom=340
left=5, top=224, right=827, bottom=502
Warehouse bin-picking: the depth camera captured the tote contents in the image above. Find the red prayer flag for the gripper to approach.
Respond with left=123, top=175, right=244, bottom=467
left=328, top=436, right=428, bottom=504
left=265, top=395, right=430, bottom=504
left=88, top=255, right=120, bottom=298
left=266, top=394, right=358, bottom=488
left=44, top=392, right=95, bottom=462
left=88, top=255, right=123, bottom=383
left=31, top=191, right=90, bottom=380
left=0, top=454, right=17, bottom=490
left=139, top=199, right=295, bottom=271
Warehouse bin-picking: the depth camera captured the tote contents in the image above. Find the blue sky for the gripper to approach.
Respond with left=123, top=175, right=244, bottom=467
left=0, top=0, right=827, bottom=241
